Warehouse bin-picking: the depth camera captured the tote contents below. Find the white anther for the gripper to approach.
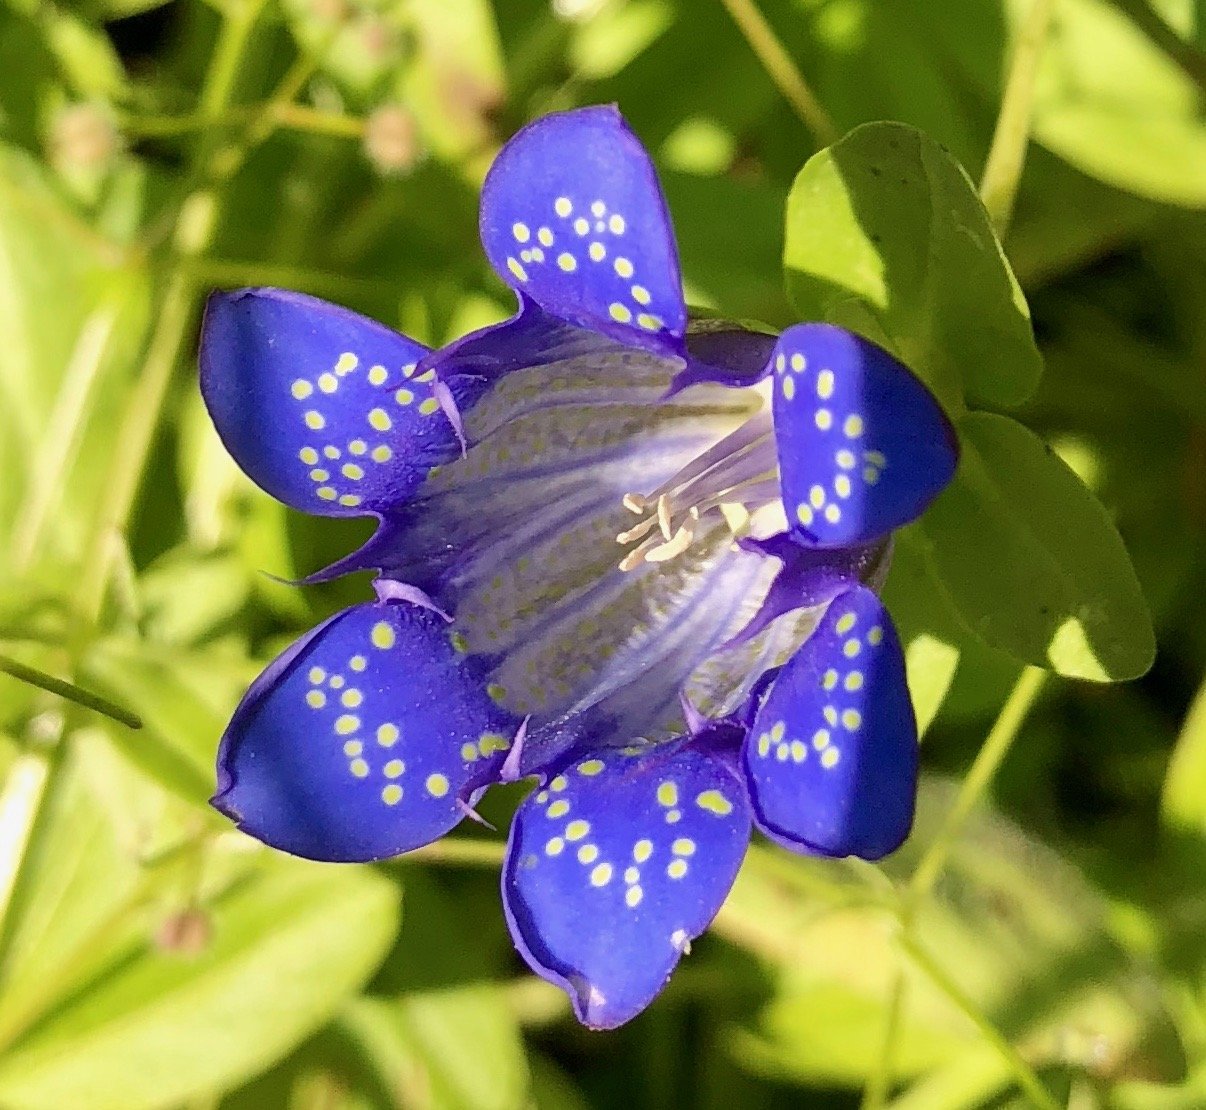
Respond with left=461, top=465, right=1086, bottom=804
left=656, top=494, right=674, bottom=542
left=643, top=508, right=699, bottom=564
left=616, top=515, right=660, bottom=546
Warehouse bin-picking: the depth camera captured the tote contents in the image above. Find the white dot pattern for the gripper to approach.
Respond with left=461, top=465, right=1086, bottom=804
left=775, top=354, right=890, bottom=535
left=288, top=356, right=447, bottom=510
left=502, top=196, right=668, bottom=336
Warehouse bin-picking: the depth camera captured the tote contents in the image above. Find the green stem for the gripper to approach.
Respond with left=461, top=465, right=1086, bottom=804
left=75, top=0, right=277, bottom=623
left=900, top=934, right=1060, bottom=1110
left=0, top=655, right=141, bottom=729
left=121, top=102, right=363, bottom=141
left=718, top=0, right=838, bottom=147
left=72, top=271, right=203, bottom=625
left=908, top=667, right=1047, bottom=909
left=0, top=0, right=268, bottom=979
left=401, top=837, right=506, bottom=867
left=9, top=293, right=128, bottom=573
left=979, top=0, right=1058, bottom=236
left=861, top=965, right=905, bottom=1110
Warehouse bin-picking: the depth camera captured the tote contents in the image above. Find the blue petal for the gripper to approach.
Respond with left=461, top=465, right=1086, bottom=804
left=742, top=586, right=917, bottom=860
left=213, top=600, right=520, bottom=862
left=670, top=321, right=778, bottom=394
left=502, top=735, right=751, bottom=1028
left=200, top=288, right=460, bottom=517
left=771, top=325, right=958, bottom=548
left=479, top=106, right=687, bottom=354
left=721, top=534, right=888, bottom=649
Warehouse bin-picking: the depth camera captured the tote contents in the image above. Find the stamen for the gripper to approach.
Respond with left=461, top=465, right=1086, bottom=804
left=656, top=494, right=674, bottom=541
left=636, top=409, right=774, bottom=507
left=644, top=510, right=698, bottom=563
left=616, top=514, right=660, bottom=545
left=619, top=535, right=660, bottom=572
left=615, top=409, right=779, bottom=572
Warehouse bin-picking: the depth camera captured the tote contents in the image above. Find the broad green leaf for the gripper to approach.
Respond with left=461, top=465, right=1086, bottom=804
left=1021, top=0, right=1206, bottom=207
left=79, top=638, right=259, bottom=807
left=919, top=412, right=1155, bottom=681
left=0, top=741, right=142, bottom=1031
left=718, top=780, right=1183, bottom=1090
left=341, top=988, right=530, bottom=1110
left=882, top=534, right=963, bottom=737
left=1161, top=675, right=1206, bottom=836
left=0, top=729, right=226, bottom=1048
left=0, top=145, right=151, bottom=570
left=0, top=855, right=400, bottom=1110
left=784, top=122, right=1043, bottom=411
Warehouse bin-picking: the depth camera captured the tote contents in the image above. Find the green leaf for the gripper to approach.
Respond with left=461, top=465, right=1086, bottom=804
left=1022, top=0, right=1206, bottom=207
left=1161, top=675, right=1206, bottom=837
left=783, top=121, right=1043, bottom=411
left=0, top=740, right=146, bottom=1038
left=718, top=780, right=1183, bottom=1091
left=0, top=855, right=400, bottom=1110
left=918, top=412, right=1155, bottom=681
left=882, top=534, right=963, bottom=737
left=78, top=638, right=259, bottom=807
left=340, top=988, right=530, bottom=1110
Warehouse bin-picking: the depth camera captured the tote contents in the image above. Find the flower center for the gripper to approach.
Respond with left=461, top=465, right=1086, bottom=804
left=616, top=409, right=780, bottom=571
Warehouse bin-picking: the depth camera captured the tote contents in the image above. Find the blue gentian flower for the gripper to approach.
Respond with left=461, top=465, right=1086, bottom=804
left=200, top=105, right=958, bottom=1029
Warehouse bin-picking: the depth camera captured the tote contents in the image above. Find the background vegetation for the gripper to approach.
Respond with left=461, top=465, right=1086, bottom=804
left=1, top=0, right=1204, bottom=1106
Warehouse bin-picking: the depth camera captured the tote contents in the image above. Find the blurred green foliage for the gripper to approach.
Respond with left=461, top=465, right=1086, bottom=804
left=0, top=0, right=1203, bottom=1106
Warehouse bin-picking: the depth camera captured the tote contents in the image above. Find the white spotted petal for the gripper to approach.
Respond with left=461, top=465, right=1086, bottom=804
left=213, top=601, right=520, bottom=861
left=479, top=105, right=687, bottom=354
left=501, top=736, right=750, bottom=1029
left=743, top=586, right=917, bottom=859
left=200, top=288, right=458, bottom=517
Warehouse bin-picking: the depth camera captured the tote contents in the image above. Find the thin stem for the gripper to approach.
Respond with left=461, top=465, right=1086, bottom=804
left=10, top=295, right=126, bottom=572
left=72, top=271, right=201, bottom=624
left=908, top=667, right=1047, bottom=908
left=718, top=0, right=838, bottom=147
left=121, top=103, right=363, bottom=140
left=979, top=0, right=1059, bottom=236
left=900, top=934, right=1060, bottom=1110
left=402, top=837, right=506, bottom=867
left=273, top=103, right=364, bottom=138
left=861, top=965, right=906, bottom=1110
left=0, top=0, right=268, bottom=974
left=0, top=655, right=142, bottom=729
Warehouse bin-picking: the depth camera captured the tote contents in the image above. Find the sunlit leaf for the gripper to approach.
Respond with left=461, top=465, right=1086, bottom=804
left=717, top=780, right=1183, bottom=1090
left=0, top=853, right=399, bottom=1110
left=784, top=122, right=1043, bottom=411
left=1021, top=0, right=1206, bottom=207
left=919, top=413, right=1155, bottom=681
left=1161, top=676, right=1206, bottom=837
